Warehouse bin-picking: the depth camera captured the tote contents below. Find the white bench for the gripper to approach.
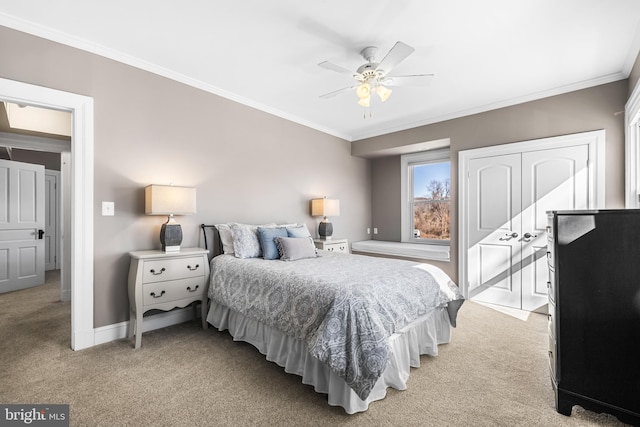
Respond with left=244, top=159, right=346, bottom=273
left=351, top=240, right=450, bottom=262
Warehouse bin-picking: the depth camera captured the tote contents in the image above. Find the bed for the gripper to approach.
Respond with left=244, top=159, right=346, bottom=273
left=200, top=224, right=464, bottom=414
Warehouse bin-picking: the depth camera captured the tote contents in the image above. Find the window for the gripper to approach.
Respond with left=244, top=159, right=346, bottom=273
left=401, top=148, right=451, bottom=244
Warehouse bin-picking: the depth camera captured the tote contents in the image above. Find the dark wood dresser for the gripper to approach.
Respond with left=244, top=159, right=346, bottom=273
left=547, top=210, right=640, bottom=426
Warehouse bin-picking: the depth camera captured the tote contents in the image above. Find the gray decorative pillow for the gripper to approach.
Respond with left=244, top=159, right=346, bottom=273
left=275, top=236, right=317, bottom=261
left=230, top=223, right=262, bottom=259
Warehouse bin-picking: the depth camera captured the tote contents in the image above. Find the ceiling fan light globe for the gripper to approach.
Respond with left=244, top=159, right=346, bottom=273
left=358, top=96, right=370, bottom=107
left=376, top=85, right=392, bottom=102
left=356, top=83, right=371, bottom=99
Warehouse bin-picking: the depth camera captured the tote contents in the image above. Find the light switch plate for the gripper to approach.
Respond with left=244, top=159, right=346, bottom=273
left=102, top=201, right=114, bottom=216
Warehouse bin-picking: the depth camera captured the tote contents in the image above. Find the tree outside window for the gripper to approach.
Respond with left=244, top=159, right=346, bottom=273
left=412, top=162, right=450, bottom=241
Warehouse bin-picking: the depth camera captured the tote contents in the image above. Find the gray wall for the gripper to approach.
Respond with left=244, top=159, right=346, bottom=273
left=0, top=26, right=371, bottom=328
left=357, top=80, right=629, bottom=280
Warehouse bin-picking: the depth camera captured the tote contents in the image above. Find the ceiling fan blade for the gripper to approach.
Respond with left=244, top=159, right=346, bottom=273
left=384, top=74, right=434, bottom=87
left=319, top=86, right=356, bottom=99
left=376, top=41, right=415, bottom=75
left=318, top=61, right=355, bottom=76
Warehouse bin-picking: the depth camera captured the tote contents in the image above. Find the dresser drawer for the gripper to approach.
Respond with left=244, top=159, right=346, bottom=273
left=142, top=277, right=205, bottom=306
left=548, top=300, right=556, bottom=339
left=142, top=256, right=205, bottom=283
left=548, top=334, right=558, bottom=381
left=547, top=267, right=556, bottom=303
left=546, top=242, right=555, bottom=270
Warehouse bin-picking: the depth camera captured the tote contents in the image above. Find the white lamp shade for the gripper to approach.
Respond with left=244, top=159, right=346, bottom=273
left=145, top=185, right=197, bottom=215
left=311, top=198, right=340, bottom=217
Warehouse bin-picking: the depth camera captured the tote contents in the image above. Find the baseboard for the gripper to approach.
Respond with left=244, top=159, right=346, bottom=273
left=94, top=306, right=201, bottom=346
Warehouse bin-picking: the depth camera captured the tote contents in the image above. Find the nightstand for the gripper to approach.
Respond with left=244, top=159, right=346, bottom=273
left=313, top=238, right=350, bottom=254
left=127, top=248, right=210, bottom=349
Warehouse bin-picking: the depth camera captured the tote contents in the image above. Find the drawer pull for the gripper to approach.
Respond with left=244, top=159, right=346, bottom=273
left=150, top=267, right=166, bottom=275
left=187, top=264, right=200, bottom=271
left=187, top=285, right=199, bottom=292
left=150, top=290, right=166, bottom=298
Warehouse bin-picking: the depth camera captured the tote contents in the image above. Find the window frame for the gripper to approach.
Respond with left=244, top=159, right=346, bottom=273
left=625, top=78, right=640, bottom=208
left=400, top=148, right=451, bottom=245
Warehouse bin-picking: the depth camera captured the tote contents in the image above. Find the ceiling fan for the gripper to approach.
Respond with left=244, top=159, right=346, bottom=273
left=318, top=41, right=434, bottom=108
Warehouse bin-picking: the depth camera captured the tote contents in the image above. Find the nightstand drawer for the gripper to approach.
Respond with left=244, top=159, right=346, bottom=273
left=323, top=242, right=348, bottom=253
left=313, top=238, right=349, bottom=254
left=142, top=256, right=205, bottom=283
left=142, top=278, right=205, bottom=306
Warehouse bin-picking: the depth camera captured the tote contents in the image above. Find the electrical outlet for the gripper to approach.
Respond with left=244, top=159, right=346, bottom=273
left=373, top=228, right=378, bottom=234
left=367, top=228, right=371, bottom=234
left=102, top=201, right=115, bottom=216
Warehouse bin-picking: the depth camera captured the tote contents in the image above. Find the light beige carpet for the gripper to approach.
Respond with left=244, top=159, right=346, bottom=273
left=0, top=271, right=630, bottom=426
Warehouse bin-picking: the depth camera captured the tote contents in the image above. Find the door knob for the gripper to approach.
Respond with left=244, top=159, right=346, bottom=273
left=500, top=232, right=518, bottom=241
left=38, top=229, right=45, bottom=240
left=523, top=232, right=537, bottom=239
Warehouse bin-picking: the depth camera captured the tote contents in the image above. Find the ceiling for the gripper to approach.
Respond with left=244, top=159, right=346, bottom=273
left=1, top=0, right=639, bottom=142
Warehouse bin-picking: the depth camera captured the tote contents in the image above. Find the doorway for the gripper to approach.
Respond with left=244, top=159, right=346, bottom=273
left=0, top=77, right=95, bottom=350
left=459, top=130, right=605, bottom=313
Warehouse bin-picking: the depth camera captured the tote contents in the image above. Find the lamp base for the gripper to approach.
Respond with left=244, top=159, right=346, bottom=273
left=318, top=221, right=333, bottom=240
left=160, top=221, right=183, bottom=252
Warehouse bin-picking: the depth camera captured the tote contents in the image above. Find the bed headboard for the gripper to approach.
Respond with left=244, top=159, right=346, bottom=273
left=200, top=224, right=224, bottom=259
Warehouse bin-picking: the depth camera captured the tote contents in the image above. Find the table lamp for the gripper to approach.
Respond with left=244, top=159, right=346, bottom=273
left=311, top=196, right=340, bottom=240
left=145, top=184, right=196, bottom=252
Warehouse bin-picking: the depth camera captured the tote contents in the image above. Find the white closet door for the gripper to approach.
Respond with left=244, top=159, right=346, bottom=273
left=0, top=159, right=45, bottom=293
left=460, top=130, right=604, bottom=312
left=467, top=153, right=522, bottom=307
left=520, top=145, right=589, bottom=312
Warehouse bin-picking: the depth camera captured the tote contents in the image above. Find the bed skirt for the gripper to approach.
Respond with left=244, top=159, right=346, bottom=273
left=206, top=300, right=452, bottom=414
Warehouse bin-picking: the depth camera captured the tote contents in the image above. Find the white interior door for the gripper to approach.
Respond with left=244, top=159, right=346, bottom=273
left=520, top=145, right=589, bottom=311
left=467, top=153, right=523, bottom=307
left=465, top=143, right=592, bottom=312
left=0, top=159, right=45, bottom=293
left=44, top=171, right=59, bottom=271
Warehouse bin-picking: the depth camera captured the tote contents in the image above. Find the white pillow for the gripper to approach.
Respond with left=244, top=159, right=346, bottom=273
left=215, top=224, right=235, bottom=254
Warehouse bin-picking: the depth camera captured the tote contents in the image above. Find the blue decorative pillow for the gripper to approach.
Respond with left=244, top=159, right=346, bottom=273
left=286, top=224, right=311, bottom=238
left=257, top=226, right=288, bottom=260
